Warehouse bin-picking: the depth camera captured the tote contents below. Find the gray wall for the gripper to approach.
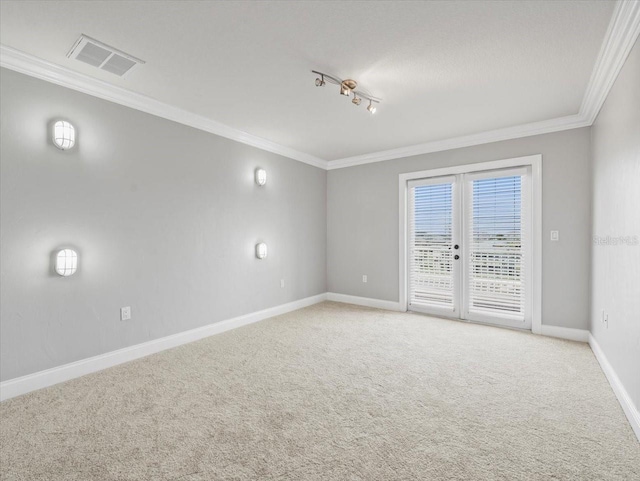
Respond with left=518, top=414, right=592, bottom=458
left=0, top=68, right=327, bottom=382
left=328, top=128, right=592, bottom=330
left=590, top=39, right=640, bottom=410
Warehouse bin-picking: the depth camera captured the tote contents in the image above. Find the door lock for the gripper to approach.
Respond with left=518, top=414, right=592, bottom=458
left=454, top=255, right=460, bottom=260
left=454, top=244, right=459, bottom=249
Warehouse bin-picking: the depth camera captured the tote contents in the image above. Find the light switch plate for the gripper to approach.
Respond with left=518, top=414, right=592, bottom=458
left=550, top=231, right=559, bottom=241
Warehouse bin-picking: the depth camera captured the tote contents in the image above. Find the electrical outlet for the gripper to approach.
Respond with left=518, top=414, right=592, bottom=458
left=280, top=279, right=285, bottom=288
left=362, top=275, right=368, bottom=283
left=120, top=306, right=131, bottom=321
left=550, top=231, right=559, bottom=241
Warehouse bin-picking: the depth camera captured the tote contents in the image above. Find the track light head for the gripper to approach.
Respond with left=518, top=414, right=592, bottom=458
left=315, top=75, right=325, bottom=87
left=367, top=101, right=377, bottom=114
left=352, top=94, right=361, bottom=106
left=340, top=79, right=357, bottom=96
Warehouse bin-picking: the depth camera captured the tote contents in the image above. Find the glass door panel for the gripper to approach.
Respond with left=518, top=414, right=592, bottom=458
left=408, top=176, right=460, bottom=317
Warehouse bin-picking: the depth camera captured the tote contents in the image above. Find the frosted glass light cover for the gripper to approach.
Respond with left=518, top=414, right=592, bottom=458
left=53, top=120, right=76, bottom=150
left=255, top=242, right=268, bottom=259
left=55, top=249, right=78, bottom=276
left=255, top=168, right=267, bottom=186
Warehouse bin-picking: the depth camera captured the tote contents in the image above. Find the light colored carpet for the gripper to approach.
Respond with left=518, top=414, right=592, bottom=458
left=1, top=302, right=638, bottom=480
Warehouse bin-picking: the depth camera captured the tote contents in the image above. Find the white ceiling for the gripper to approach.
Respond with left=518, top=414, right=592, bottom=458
left=0, top=0, right=614, bottom=161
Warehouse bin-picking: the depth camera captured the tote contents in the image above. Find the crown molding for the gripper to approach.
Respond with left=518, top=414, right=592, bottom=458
left=580, top=0, right=640, bottom=124
left=326, top=114, right=590, bottom=170
left=0, top=45, right=329, bottom=170
left=327, top=0, right=640, bottom=170
left=2, top=0, right=638, bottom=172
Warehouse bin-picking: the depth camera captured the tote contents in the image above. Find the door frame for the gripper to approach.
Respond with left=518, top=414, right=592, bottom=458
left=398, top=154, right=542, bottom=334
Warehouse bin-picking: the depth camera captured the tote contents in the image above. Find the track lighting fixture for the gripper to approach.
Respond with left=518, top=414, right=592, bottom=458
left=311, top=70, right=381, bottom=114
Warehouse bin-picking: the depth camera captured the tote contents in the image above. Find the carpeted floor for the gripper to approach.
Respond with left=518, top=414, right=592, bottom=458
left=1, top=302, right=639, bottom=480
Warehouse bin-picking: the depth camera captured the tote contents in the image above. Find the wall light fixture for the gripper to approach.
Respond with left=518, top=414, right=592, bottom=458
left=55, top=249, right=78, bottom=276
left=255, top=168, right=267, bottom=186
left=255, top=243, right=268, bottom=259
left=53, top=120, right=76, bottom=150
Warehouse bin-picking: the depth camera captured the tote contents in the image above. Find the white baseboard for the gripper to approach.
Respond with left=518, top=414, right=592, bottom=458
left=5, top=293, right=637, bottom=445
left=588, top=334, right=640, bottom=442
left=0, top=293, right=327, bottom=402
left=325, top=295, right=593, bottom=345
left=539, top=325, right=590, bottom=342
left=326, top=292, right=404, bottom=311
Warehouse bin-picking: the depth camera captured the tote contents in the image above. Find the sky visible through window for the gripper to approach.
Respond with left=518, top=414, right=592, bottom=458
left=413, top=184, right=452, bottom=236
left=413, top=176, right=521, bottom=237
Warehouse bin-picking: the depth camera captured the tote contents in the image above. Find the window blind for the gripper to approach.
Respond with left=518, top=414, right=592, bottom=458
left=409, top=181, right=455, bottom=311
left=466, top=175, right=525, bottom=319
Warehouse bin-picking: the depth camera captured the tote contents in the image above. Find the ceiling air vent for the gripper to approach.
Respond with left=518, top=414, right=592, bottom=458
left=67, top=35, right=145, bottom=78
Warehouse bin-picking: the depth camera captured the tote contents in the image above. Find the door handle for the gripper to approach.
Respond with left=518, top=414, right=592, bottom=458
left=454, top=244, right=459, bottom=249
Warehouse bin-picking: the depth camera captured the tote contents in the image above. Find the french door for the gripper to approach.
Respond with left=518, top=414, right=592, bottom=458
left=408, top=167, right=532, bottom=330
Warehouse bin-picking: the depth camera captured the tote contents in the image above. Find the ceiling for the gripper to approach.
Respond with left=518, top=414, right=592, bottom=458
left=0, top=0, right=615, bottom=162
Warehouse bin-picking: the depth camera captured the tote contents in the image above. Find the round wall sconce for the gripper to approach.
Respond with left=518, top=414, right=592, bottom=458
left=255, top=242, right=268, bottom=259
left=52, top=120, right=76, bottom=150
left=55, top=249, right=78, bottom=276
left=255, top=168, right=267, bottom=186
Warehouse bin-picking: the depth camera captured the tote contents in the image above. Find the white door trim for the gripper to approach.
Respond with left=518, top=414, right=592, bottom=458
left=398, top=154, right=542, bottom=334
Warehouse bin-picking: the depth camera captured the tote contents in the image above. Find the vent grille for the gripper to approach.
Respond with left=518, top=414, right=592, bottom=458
left=101, top=55, right=137, bottom=76
left=67, top=35, right=144, bottom=77
left=75, top=42, right=111, bottom=67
